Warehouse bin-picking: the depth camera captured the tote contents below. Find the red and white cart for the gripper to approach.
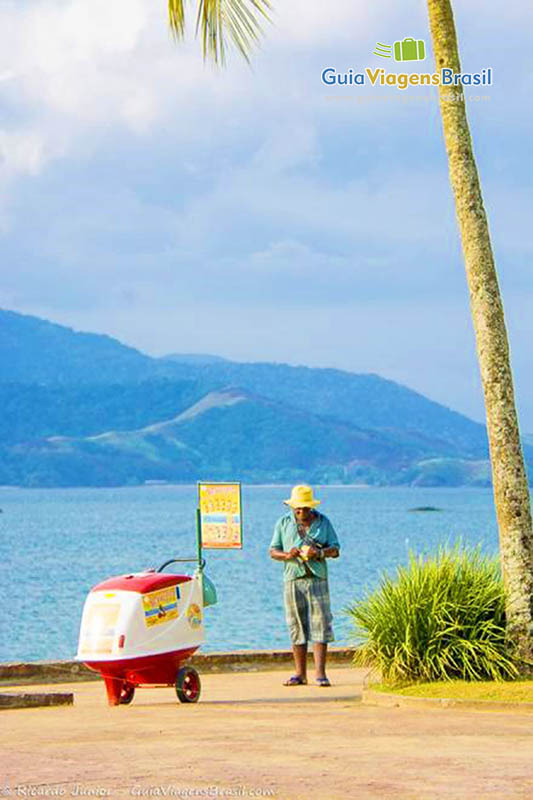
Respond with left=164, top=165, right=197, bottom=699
left=76, top=559, right=216, bottom=705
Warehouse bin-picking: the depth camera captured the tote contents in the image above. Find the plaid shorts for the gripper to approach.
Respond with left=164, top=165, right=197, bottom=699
left=284, top=577, right=334, bottom=645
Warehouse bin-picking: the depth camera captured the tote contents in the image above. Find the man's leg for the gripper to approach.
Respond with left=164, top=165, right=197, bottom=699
left=313, top=642, right=327, bottom=680
left=284, top=580, right=309, bottom=683
left=292, top=643, right=308, bottom=680
left=309, top=579, right=333, bottom=683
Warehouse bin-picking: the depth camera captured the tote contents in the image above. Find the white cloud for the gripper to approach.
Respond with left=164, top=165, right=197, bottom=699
left=0, top=0, right=192, bottom=158
left=170, top=149, right=456, bottom=258
left=0, top=130, right=47, bottom=175
left=0, top=0, right=398, bottom=170
left=272, top=0, right=375, bottom=46
left=3, top=0, right=147, bottom=75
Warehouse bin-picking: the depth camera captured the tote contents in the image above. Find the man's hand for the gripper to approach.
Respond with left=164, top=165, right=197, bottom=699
left=286, top=547, right=300, bottom=561
left=301, top=545, right=320, bottom=560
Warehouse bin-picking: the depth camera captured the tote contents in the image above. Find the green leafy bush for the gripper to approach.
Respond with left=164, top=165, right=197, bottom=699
left=346, top=545, right=519, bottom=685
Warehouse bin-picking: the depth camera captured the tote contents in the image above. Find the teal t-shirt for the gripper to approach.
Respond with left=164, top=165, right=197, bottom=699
left=269, top=511, right=340, bottom=582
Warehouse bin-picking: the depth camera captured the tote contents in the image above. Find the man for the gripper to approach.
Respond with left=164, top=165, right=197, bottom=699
left=269, top=484, right=340, bottom=687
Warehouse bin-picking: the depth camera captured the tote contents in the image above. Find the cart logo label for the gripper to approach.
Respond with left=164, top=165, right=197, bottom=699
left=142, top=586, right=179, bottom=628
left=186, top=603, right=202, bottom=629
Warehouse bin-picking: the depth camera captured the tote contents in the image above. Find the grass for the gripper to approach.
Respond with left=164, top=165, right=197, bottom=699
left=370, top=679, right=533, bottom=703
left=346, top=544, right=520, bottom=685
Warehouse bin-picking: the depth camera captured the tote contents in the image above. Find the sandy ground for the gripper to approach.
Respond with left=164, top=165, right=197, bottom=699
left=1, top=667, right=533, bottom=800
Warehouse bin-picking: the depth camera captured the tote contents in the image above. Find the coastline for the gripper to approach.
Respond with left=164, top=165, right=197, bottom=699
left=0, top=647, right=356, bottom=686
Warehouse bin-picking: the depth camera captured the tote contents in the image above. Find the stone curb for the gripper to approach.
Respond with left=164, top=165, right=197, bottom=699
left=362, top=688, right=533, bottom=713
left=0, top=648, right=356, bottom=686
left=0, top=692, right=74, bottom=710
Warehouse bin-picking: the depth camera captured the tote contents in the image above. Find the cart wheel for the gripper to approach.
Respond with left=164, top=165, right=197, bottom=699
left=119, top=683, right=135, bottom=705
left=175, top=667, right=201, bottom=703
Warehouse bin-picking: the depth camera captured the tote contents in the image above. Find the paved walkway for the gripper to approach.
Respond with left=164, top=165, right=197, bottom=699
left=2, top=667, right=533, bottom=800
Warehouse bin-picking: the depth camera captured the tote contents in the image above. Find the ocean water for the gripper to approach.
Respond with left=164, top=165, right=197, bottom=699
left=0, top=485, right=500, bottom=663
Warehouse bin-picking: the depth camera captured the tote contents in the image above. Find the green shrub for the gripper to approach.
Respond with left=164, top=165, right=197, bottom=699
left=346, top=545, right=519, bottom=685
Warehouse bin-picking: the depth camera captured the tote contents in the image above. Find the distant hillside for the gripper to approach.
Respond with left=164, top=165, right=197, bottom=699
left=0, top=307, right=528, bottom=488
left=0, top=309, right=231, bottom=384
left=154, top=360, right=491, bottom=458
left=0, top=309, right=488, bottom=453
left=0, top=308, right=168, bottom=384
left=0, top=380, right=201, bottom=444
left=1, top=387, right=469, bottom=488
left=161, top=353, right=229, bottom=365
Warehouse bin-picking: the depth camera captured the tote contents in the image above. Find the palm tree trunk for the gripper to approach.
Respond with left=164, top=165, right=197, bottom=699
left=426, top=0, right=533, bottom=660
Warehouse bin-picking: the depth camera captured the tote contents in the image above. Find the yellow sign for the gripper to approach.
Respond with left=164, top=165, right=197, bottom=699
left=142, top=586, right=179, bottom=628
left=198, top=482, right=242, bottom=549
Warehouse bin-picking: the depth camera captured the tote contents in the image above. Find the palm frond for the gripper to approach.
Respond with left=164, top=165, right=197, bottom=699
left=196, top=0, right=272, bottom=64
left=168, top=0, right=186, bottom=39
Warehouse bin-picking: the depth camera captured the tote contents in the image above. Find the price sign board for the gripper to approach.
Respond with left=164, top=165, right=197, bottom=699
left=198, top=482, right=242, bottom=549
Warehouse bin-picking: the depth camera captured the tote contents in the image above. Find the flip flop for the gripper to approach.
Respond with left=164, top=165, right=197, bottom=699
left=315, top=677, right=331, bottom=687
left=283, top=675, right=307, bottom=686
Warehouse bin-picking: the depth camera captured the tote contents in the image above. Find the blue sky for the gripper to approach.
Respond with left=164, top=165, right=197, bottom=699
left=1, top=0, right=532, bottom=429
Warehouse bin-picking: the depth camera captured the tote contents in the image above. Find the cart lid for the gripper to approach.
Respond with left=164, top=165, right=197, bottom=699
left=92, top=572, right=193, bottom=594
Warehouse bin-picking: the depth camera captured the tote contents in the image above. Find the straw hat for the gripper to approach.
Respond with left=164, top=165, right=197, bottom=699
left=284, top=485, right=321, bottom=508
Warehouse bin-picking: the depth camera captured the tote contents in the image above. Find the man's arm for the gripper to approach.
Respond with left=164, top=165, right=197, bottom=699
left=270, top=547, right=300, bottom=562
left=322, top=517, right=340, bottom=559
left=269, top=517, right=300, bottom=562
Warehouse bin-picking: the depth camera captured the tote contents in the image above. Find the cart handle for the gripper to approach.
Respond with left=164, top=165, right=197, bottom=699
left=157, top=557, right=206, bottom=573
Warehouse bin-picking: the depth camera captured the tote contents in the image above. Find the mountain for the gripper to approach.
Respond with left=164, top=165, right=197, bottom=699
left=1, top=387, right=467, bottom=487
left=0, top=307, right=528, bottom=487
left=0, top=308, right=488, bottom=452
left=160, top=353, right=229, bottom=365
left=0, top=380, right=201, bottom=444
left=0, top=308, right=222, bottom=385
left=0, top=309, right=224, bottom=383
left=0, top=308, right=161, bottom=384
left=159, top=361, right=491, bottom=457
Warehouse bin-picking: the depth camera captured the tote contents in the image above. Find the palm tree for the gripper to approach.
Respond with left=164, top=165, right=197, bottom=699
left=426, top=0, right=533, bottom=661
left=167, top=0, right=271, bottom=64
